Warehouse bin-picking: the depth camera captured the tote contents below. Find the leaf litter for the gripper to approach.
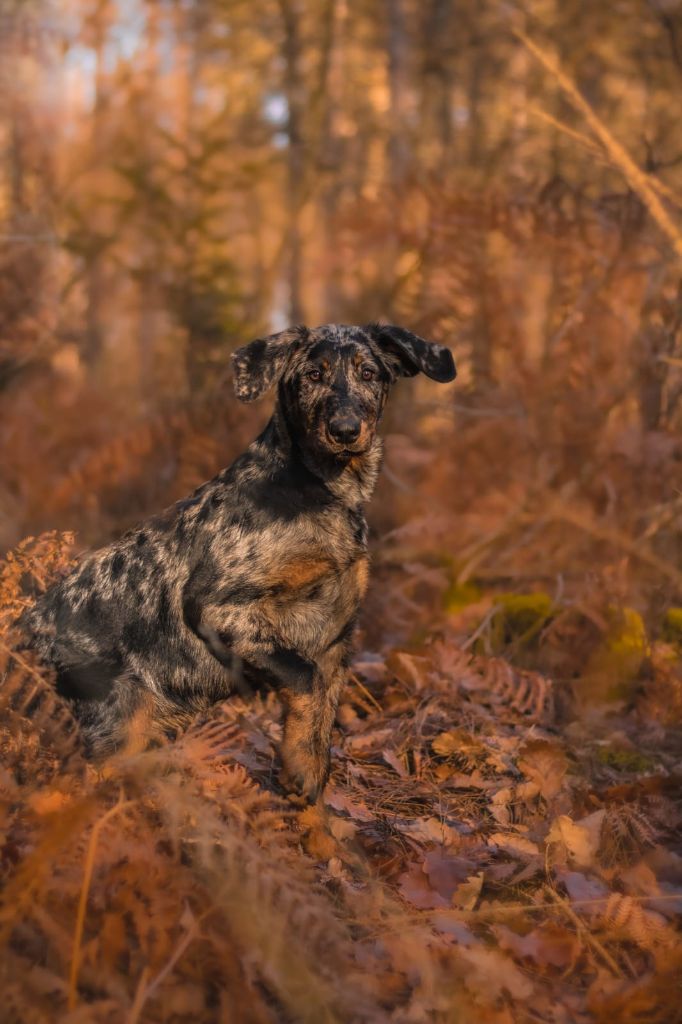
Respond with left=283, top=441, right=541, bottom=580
left=1, top=535, right=681, bottom=1023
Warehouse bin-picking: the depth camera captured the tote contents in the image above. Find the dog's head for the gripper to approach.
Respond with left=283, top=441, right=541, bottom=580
left=232, top=323, right=456, bottom=461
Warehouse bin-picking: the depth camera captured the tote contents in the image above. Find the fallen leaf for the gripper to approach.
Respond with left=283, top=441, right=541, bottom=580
left=344, top=728, right=394, bottom=753
left=488, top=832, right=540, bottom=859
left=329, top=815, right=358, bottom=842
left=381, top=748, right=408, bottom=777
left=557, top=869, right=609, bottom=916
left=423, top=849, right=476, bottom=901
left=518, top=739, right=568, bottom=802
left=389, top=651, right=430, bottom=691
left=459, top=945, right=534, bottom=1000
left=452, top=872, right=484, bottom=910
left=431, top=912, right=477, bottom=945
left=490, top=787, right=513, bottom=826
left=546, top=810, right=605, bottom=868
left=325, top=788, right=374, bottom=821
left=395, top=816, right=460, bottom=846
left=431, top=729, right=487, bottom=766
left=447, top=769, right=490, bottom=790
left=494, top=922, right=580, bottom=969
left=398, top=862, right=448, bottom=909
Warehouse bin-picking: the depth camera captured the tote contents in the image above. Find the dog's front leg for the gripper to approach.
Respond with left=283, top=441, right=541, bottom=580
left=279, top=647, right=346, bottom=803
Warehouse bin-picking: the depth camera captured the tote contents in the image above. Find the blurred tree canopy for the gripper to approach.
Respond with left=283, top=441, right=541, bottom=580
left=1, top=0, right=680, bottom=397
left=1, top=0, right=682, bottom=555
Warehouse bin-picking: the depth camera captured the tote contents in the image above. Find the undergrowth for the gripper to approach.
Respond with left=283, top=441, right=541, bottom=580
left=1, top=533, right=681, bottom=1023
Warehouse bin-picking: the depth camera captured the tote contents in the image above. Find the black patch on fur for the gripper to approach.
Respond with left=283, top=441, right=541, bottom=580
left=262, top=646, right=316, bottom=692
left=121, top=616, right=153, bottom=654
left=367, top=323, right=456, bottom=382
left=56, top=656, right=122, bottom=702
left=246, top=457, right=334, bottom=524
left=348, top=507, right=367, bottom=546
left=217, top=582, right=268, bottom=605
left=111, top=552, right=126, bottom=578
left=328, top=615, right=357, bottom=650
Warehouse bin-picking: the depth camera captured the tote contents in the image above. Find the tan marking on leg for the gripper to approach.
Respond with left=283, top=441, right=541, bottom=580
left=268, top=558, right=333, bottom=591
left=353, top=555, right=369, bottom=598
left=280, top=665, right=346, bottom=802
left=118, top=691, right=160, bottom=755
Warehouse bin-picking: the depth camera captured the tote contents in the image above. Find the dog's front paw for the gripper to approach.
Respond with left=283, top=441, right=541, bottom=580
left=279, top=739, right=329, bottom=804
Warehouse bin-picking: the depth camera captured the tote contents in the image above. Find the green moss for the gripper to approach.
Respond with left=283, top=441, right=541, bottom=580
left=663, top=608, right=682, bottom=648
left=443, top=580, right=483, bottom=612
left=473, top=591, right=555, bottom=655
left=494, top=592, right=554, bottom=634
left=607, top=606, right=648, bottom=657
left=595, top=746, right=656, bottom=773
left=580, top=606, right=649, bottom=703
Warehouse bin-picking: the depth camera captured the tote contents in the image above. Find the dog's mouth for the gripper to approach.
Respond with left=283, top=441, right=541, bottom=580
left=322, top=429, right=372, bottom=458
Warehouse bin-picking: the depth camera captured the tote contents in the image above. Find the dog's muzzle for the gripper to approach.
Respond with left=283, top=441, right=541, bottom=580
left=327, top=415, right=362, bottom=447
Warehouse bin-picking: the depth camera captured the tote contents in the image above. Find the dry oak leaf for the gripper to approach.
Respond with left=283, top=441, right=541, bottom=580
left=488, top=832, right=540, bottom=859
left=431, top=728, right=488, bottom=766
left=452, top=872, right=485, bottom=910
left=458, top=945, right=534, bottom=1001
left=494, top=922, right=581, bottom=970
left=381, top=748, right=408, bottom=777
left=344, top=728, right=394, bottom=754
left=558, top=869, right=610, bottom=916
left=388, top=650, right=431, bottom=691
left=619, top=859, right=682, bottom=917
left=398, top=861, right=448, bottom=909
left=446, top=768, right=490, bottom=790
left=489, top=787, right=514, bottom=826
left=546, top=810, right=605, bottom=868
left=517, top=739, right=568, bottom=802
left=329, top=815, right=357, bottom=843
left=395, top=816, right=461, bottom=846
left=423, top=849, right=479, bottom=902
left=325, top=788, right=374, bottom=821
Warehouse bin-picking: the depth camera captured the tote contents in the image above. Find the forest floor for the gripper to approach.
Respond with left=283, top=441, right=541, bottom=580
left=1, top=531, right=681, bottom=1023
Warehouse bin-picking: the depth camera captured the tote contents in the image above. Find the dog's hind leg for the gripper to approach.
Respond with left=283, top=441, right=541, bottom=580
left=72, top=672, right=163, bottom=758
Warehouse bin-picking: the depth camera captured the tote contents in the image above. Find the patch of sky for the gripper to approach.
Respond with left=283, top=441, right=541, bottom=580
left=63, top=45, right=97, bottom=111
left=108, top=0, right=147, bottom=64
left=263, top=93, right=289, bottom=126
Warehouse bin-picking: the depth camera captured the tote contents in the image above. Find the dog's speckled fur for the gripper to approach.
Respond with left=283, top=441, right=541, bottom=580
left=21, top=323, right=456, bottom=799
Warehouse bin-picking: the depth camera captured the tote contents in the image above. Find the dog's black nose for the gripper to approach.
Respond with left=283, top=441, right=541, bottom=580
left=329, top=417, right=361, bottom=445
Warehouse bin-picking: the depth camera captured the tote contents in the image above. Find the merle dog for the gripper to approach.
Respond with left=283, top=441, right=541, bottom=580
left=22, top=324, right=456, bottom=800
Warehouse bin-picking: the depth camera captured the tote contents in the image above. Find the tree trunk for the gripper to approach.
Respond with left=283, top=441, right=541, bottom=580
left=386, top=0, right=410, bottom=184
left=279, top=0, right=306, bottom=324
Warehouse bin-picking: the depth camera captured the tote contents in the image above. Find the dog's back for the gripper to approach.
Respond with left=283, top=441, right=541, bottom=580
left=21, top=427, right=369, bottom=754
left=22, top=473, right=232, bottom=752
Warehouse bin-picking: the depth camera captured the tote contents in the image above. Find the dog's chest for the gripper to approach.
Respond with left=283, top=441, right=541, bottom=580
left=260, top=507, right=369, bottom=650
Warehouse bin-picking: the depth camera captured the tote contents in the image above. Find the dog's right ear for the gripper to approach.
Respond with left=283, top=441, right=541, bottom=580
left=232, top=326, right=307, bottom=402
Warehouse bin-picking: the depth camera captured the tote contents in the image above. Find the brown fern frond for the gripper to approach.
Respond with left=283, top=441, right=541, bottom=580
left=600, top=892, right=676, bottom=952
left=438, top=643, right=555, bottom=724
left=599, top=804, right=659, bottom=867
left=0, top=531, right=75, bottom=627
left=0, top=534, right=83, bottom=782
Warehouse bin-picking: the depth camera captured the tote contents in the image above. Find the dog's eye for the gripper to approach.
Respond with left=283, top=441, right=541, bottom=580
left=307, top=369, right=322, bottom=382
left=361, top=367, right=375, bottom=381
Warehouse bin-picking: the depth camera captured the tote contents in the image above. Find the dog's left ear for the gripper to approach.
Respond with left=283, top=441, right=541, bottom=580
left=232, top=325, right=307, bottom=402
left=366, top=323, right=456, bottom=382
